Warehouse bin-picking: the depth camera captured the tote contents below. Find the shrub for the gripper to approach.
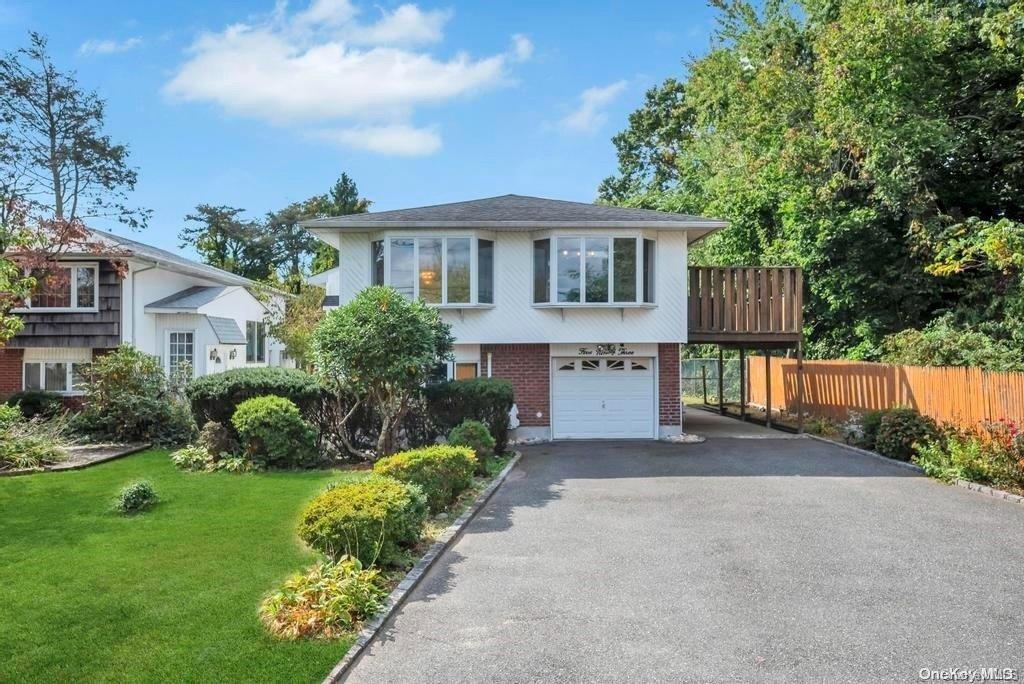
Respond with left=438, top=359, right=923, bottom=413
left=914, top=420, right=1024, bottom=490
left=855, top=409, right=890, bottom=450
left=186, top=367, right=323, bottom=429
left=72, top=345, right=196, bottom=445
left=232, top=396, right=318, bottom=468
left=914, top=436, right=993, bottom=484
left=424, top=378, right=514, bottom=454
left=5, top=390, right=63, bottom=419
left=197, top=421, right=238, bottom=460
left=116, top=481, right=157, bottom=514
left=447, top=419, right=495, bottom=474
left=0, top=404, right=21, bottom=431
left=170, top=445, right=210, bottom=471
left=0, top=409, right=70, bottom=471
left=259, top=558, right=387, bottom=640
left=373, top=445, right=476, bottom=514
left=298, top=475, right=427, bottom=566
left=875, top=408, right=938, bottom=461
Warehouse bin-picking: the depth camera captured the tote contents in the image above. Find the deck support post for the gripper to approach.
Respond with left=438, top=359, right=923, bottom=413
left=717, top=346, right=725, bottom=415
left=764, top=349, right=772, bottom=429
left=739, top=347, right=746, bottom=421
left=796, top=341, right=804, bottom=434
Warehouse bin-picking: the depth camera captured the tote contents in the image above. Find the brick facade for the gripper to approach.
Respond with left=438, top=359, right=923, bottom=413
left=658, top=343, right=681, bottom=427
left=0, top=347, right=24, bottom=397
left=481, top=343, right=550, bottom=427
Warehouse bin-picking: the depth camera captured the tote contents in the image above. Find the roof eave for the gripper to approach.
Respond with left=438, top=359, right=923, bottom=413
left=301, top=220, right=730, bottom=231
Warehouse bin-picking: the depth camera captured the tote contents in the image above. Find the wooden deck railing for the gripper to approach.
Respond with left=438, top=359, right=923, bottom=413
left=687, top=267, right=803, bottom=345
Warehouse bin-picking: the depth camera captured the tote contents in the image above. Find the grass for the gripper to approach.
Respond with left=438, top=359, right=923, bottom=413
left=0, top=450, right=369, bottom=683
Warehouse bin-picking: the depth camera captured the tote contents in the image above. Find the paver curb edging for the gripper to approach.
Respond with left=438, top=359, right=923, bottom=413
left=0, top=442, right=152, bottom=477
left=803, top=433, right=925, bottom=473
left=322, top=450, right=523, bottom=684
left=954, top=479, right=1024, bottom=505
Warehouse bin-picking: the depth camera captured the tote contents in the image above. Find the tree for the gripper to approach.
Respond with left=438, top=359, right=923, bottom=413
left=179, top=204, right=277, bottom=280
left=311, top=286, right=453, bottom=458
left=265, top=201, right=318, bottom=293
left=600, top=0, right=1024, bottom=360
left=304, top=173, right=371, bottom=274
left=265, top=284, right=325, bottom=369
left=0, top=33, right=149, bottom=229
left=0, top=200, right=39, bottom=344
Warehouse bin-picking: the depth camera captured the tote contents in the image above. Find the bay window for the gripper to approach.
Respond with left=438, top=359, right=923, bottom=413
left=535, top=236, right=655, bottom=305
left=375, top=237, right=494, bottom=306
left=24, top=263, right=99, bottom=311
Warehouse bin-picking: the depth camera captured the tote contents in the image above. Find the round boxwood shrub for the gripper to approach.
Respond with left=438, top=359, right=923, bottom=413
left=447, top=419, right=495, bottom=475
left=187, top=367, right=323, bottom=428
left=875, top=408, right=938, bottom=462
left=424, top=378, right=514, bottom=454
left=6, top=390, right=63, bottom=419
left=373, top=445, right=476, bottom=514
left=298, top=475, right=427, bottom=566
left=231, top=395, right=318, bottom=468
left=116, top=481, right=157, bottom=514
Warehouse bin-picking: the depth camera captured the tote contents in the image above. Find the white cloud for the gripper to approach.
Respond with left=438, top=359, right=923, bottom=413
left=315, top=124, right=441, bottom=155
left=511, top=33, right=533, bottom=62
left=165, top=0, right=524, bottom=155
left=560, top=80, right=628, bottom=134
left=78, top=37, right=142, bottom=56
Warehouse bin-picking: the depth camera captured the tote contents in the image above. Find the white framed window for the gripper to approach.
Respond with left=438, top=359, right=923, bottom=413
left=534, top=237, right=654, bottom=305
left=20, top=262, right=99, bottom=312
left=374, top=237, right=494, bottom=306
left=22, top=361, right=90, bottom=395
left=246, top=321, right=266, bottom=363
left=166, top=330, right=195, bottom=377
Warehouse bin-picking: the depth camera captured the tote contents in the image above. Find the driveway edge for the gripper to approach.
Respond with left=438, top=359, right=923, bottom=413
left=322, top=450, right=523, bottom=684
left=954, top=479, right=1024, bottom=505
left=804, top=434, right=925, bottom=473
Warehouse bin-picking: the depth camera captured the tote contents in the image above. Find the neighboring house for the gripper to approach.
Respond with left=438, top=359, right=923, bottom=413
left=302, top=194, right=731, bottom=440
left=0, top=229, right=292, bottom=398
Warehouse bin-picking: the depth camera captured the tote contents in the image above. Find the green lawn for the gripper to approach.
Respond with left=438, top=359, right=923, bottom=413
left=0, top=450, right=369, bottom=683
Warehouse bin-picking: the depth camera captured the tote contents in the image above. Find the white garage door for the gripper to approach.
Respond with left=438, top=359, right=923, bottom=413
left=552, top=357, right=656, bottom=439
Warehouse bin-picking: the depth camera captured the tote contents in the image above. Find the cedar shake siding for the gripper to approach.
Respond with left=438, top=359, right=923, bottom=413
left=482, top=343, right=550, bottom=427
left=8, top=260, right=121, bottom=349
left=658, top=343, right=681, bottom=427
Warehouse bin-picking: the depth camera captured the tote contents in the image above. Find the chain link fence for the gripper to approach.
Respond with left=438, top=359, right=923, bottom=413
left=681, top=358, right=743, bottom=406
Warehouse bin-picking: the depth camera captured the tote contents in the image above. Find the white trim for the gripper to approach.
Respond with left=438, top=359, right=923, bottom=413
left=21, top=358, right=91, bottom=396
left=15, top=261, right=100, bottom=313
left=304, top=220, right=728, bottom=230
left=378, top=235, right=491, bottom=306
left=165, top=329, right=198, bottom=377
left=542, top=236, right=653, bottom=307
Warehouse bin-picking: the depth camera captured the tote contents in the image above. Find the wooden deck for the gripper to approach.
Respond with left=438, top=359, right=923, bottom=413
left=687, top=267, right=803, bottom=347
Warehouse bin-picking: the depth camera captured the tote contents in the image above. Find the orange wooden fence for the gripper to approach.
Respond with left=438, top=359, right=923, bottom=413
left=747, top=357, right=1024, bottom=427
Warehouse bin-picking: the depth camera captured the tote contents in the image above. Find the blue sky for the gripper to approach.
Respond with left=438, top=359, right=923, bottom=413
left=0, top=0, right=718, bottom=257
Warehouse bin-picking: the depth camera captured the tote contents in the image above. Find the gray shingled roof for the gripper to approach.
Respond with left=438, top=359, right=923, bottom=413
left=145, top=286, right=230, bottom=311
left=300, top=194, right=727, bottom=230
left=207, top=316, right=247, bottom=344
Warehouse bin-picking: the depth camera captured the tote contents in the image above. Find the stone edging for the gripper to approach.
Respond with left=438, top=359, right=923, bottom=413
left=322, top=450, right=523, bottom=684
left=0, top=442, right=152, bottom=478
left=804, top=434, right=1024, bottom=505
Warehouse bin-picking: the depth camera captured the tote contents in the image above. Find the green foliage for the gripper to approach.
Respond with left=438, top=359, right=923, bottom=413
left=915, top=437, right=994, bottom=484
left=115, top=480, right=157, bottom=514
left=447, top=419, right=496, bottom=474
left=0, top=409, right=68, bottom=471
left=259, top=557, right=387, bottom=640
left=0, top=403, right=20, bottom=431
left=600, top=0, right=1024, bottom=359
left=297, top=475, right=427, bottom=566
left=180, top=205, right=277, bottom=281
left=5, top=390, right=62, bottom=419
left=197, top=420, right=238, bottom=459
left=312, top=286, right=453, bottom=457
left=170, top=445, right=210, bottom=472
left=424, top=378, right=514, bottom=455
left=72, top=345, right=195, bottom=445
left=373, top=445, right=476, bottom=514
left=186, top=366, right=323, bottom=429
left=854, top=409, right=890, bottom=450
left=880, top=315, right=1024, bottom=372
left=231, top=396, right=318, bottom=469
left=914, top=420, right=1024, bottom=490
left=875, top=408, right=938, bottom=462
left=266, top=285, right=325, bottom=367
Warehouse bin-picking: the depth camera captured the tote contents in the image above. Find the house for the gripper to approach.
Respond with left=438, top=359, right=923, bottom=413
left=0, top=228, right=292, bottom=398
left=303, top=194, right=755, bottom=440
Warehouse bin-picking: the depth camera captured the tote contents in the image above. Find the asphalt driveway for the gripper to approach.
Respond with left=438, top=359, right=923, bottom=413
left=346, top=437, right=1024, bottom=682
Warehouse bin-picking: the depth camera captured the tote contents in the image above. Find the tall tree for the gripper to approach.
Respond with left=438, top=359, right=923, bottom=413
left=180, top=205, right=276, bottom=280
left=0, top=33, right=149, bottom=229
left=304, top=173, right=371, bottom=274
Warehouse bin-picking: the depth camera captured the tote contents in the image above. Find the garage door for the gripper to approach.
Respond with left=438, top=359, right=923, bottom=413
left=551, top=357, right=655, bottom=439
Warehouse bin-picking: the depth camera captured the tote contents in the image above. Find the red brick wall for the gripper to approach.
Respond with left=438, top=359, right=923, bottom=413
left=481, top=344, right=550, bottom=427
left=0, top=347, right=24, bottom=397
left=658, top=343, right=681, bottom=427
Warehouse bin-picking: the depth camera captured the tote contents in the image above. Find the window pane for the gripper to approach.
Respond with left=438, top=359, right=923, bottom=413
left=44, top=362, right=68, bottom=392
left=533, top=239, right=550, bottom=303
left=76, top=267, right=96, bottom=308
left=447, top=238, right=471, bottom=304
left=556, top=238, right=581, bottom=303
left=257, top=322, right=266, bottom=362
left=371, top=240, right=384, bottom=286
left=32, top=267, right=71, bottom=308
left=390, top=239, right=415, bottom=298
left=477, top=239, right=494, bottom=304
left=24, top=363, right=41, bottom=390
left=246, top=321, right=256, bottom=362
left=643, top=239, right=656, bottom=303
left=169, top=332, right=194, bottom=374
left=613, top=238, right=637, bottom=302
left=418, top=238, right=442, bottom=303
left=455, top=362, right=478, bottom=380
left=584, top=238, right=609, bottom=303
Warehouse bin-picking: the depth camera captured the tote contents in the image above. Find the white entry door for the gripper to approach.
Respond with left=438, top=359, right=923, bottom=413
left=551, top=357, right=656, bottom=439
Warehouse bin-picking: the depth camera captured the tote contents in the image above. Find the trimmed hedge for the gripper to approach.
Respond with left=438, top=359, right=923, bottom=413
left=187, top=367, right=322, bottom=428
left=424, top=378, right=514, bottom=454
left=231, top=396, right=318, bottom=468
left=373, top=445, right=476, bottom=513
left=448, top=419, right=495, bottom=475
left=298, top=475, right=427, bottom=566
